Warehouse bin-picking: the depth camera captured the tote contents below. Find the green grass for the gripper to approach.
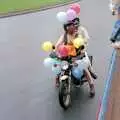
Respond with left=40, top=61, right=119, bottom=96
left=0, top=0, right=71, bottom=13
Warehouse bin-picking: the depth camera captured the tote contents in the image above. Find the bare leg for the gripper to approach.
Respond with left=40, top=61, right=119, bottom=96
left=84, top=69, right=94, bottom=85
left=88, top=65, right=98, bottom=79
left=85, top=53, right=97, bottom=79
left=84, top=69, right=95, bottom=97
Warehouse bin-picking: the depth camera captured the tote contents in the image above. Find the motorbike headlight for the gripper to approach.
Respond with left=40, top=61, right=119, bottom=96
left=61, top=61, right=69, bottom=70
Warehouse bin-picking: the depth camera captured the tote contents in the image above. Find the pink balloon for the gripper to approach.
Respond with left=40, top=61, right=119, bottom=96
left=66, top=9, right=77, bottom=21
left=70, top=3, right=80, bottom=15
left=58, top=45, right=68, bottom=57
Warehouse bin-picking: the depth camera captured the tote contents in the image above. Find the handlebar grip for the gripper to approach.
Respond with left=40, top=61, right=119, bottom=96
left=80, top=45, right=85, bottom=50
left=52, top=45, right=55, bottom=49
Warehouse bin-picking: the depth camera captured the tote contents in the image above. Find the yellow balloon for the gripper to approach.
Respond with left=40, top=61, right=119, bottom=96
left=73, top=37, right=85, bottom=49
left=42, top=41, right=53, bottom=52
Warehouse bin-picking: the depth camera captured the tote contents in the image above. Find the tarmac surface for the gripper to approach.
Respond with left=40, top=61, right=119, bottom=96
left=0, top=0, right=114, bottom=120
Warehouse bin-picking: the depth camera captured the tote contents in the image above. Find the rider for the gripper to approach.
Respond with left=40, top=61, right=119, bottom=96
left=55, top=17, right=97, bottom=96
left=110, top=3, right=120, bottom=49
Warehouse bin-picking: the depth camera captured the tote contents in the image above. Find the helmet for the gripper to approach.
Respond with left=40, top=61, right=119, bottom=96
left=63, top=17, right=80, bottom=31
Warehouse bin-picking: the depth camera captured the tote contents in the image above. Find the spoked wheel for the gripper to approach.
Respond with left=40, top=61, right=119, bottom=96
left=59, top=80, right=71, bottom=110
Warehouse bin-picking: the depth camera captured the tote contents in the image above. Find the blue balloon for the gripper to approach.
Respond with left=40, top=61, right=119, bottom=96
left=72, top=67, right=83, bottom=80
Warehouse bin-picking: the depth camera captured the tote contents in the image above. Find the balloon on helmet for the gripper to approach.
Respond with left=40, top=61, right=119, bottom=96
left=66, top=9, right=77, bottom=21
left=56, top=12, right=68, bottom=24
left=70, top=3, right=80, bottom=15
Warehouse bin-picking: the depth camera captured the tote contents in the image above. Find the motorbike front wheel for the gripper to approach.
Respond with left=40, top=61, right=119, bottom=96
left=59, top=80, right=71, bottom=110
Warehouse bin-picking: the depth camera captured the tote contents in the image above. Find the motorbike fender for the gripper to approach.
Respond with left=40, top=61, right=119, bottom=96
left=60, top=75, right=69, bottom=81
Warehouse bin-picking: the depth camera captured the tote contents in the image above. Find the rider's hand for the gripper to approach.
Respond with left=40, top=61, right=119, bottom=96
left=72, top=57, right=77, bottom=62
left=111, top=42, right=120, bottom=49
left=81, top=49, right=86, bottom=54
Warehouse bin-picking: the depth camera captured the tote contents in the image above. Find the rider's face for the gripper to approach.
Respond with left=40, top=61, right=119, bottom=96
left=66, top=24, right=79, bottom=35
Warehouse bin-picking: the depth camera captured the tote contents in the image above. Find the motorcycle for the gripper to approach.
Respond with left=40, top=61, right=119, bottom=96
left=49, top=51, right=93, bottom=110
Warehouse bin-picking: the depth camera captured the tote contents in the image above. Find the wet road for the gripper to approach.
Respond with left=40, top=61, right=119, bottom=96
left=0, top=0, right=114, bottom=120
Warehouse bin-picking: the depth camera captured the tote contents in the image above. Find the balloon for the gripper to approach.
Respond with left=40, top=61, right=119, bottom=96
left=43, top=57, right=56, bottom=68
left=42, top=41, right=53, bottom=52
left=53, top=59, right=61, bottom=65
left=52, top=64, right=61, bottom=75
left=56, top=12, right=67, bottom=23
left=70, top=3, right=80, bottom=15
left=72, top=67, right=83, bottom=80
left=72, top=37, right=84, bottom=49
left=57, top=45, right=69, bottom=57
left=66, top=9, right=77, bottom=21
left=66, top=45, right=76, bottom=56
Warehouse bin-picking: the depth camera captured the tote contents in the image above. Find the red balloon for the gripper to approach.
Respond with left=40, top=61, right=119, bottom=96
left=70, top=3, right=80, bottom=15
left=58, top=45, right=69, bottom=57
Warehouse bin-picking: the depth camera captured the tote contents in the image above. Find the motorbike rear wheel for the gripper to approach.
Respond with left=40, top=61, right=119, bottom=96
left=59, top=80, right=71, bottom=110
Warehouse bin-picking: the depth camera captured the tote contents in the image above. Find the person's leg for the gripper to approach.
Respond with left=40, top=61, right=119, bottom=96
left=55, top=74, right=60, bottom=87
left=85, top=53, right=98, bottom=79
left=88, top=65, right=98, bottom=79
left=75, top=58, right=95, bottom=92
left=84, top=69, right=95, bottom=97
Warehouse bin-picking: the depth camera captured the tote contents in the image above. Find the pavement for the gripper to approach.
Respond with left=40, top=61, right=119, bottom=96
left=0, top=0, right=114, bottom=120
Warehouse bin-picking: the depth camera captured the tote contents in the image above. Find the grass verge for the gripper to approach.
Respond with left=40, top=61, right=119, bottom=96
left=0, top=0, right=73, bottom=14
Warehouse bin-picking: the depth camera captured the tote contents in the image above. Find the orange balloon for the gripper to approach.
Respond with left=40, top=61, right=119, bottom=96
left=66, top=45, right=76, bottom=56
